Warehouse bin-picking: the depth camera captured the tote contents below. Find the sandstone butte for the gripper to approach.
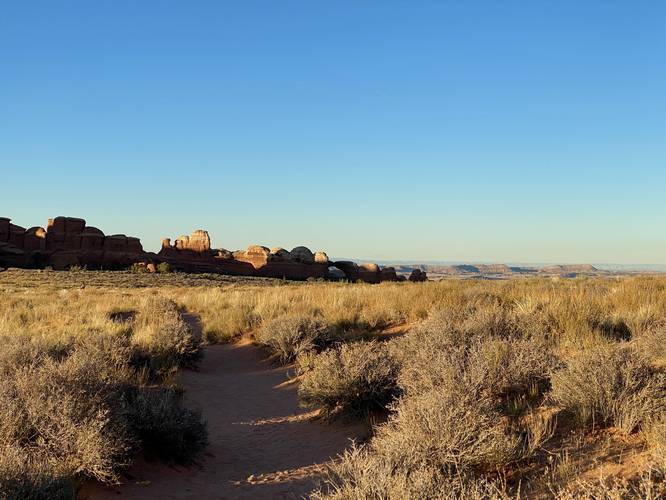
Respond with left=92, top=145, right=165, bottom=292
left=0, top=216, right=420, bottom=283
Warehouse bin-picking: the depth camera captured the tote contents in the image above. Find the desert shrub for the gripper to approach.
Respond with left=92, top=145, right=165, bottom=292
left=123, top=387, right=208, bottom=464
left=314, top=383, right=517, bottom=498
left=550, top=344, right=666, bottom=433
left=314, top=444, right=510, bottom=499
left=558, top=472, right=666, bottom=499
left=396, top=317, right=558, bottom=405
left=255, top=315, right=333, bottom=363
left=299, top=341, right=400, bottom=417
left=129, top=262, right=148, bottom=274
left=633, top=328, right=666, bottom=367
left=0, top=350, right=132, bottom=485
left=375, top=387, right=517, bottom=473
left=0, top=447, right=75, bottom=500
left=469, top=338, right=559, bottom=414
left=132, top=297, right=203, bottom=376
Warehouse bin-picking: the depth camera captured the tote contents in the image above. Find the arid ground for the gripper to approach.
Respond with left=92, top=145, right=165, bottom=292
left=3, top=269, right=666, bottom=498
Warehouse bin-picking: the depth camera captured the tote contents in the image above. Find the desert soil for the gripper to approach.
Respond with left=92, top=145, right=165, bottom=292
left=82, top=316, right=364, bottom=500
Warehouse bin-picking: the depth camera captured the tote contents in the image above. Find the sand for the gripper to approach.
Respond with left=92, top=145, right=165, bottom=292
left=82, top=323, right=364, bottom=499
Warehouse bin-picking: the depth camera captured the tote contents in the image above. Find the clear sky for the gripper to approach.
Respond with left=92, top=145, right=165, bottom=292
left=2, top=1, right=665, bottom=264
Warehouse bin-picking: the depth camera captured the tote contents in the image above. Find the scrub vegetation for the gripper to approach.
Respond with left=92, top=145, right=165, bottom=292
left=3, top=269, right=666, bottom=497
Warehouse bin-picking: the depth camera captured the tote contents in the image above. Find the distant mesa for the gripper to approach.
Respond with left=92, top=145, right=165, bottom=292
left=541, top=264, right=598, bottom=274
left=391, top=262, right=605, bottom=279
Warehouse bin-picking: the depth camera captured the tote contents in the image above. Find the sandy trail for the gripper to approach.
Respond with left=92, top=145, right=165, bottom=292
left=83, top=316, right=364, bottom=500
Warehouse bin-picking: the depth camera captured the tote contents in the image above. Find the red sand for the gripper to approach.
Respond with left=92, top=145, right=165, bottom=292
left=82, top=340, right=364, bottom=499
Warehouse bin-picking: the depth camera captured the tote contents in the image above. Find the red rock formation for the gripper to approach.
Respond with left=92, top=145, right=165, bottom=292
left=380, top=266, right=399, bottom=282
left=24, top=227, right=46, bottom=252
left=291, top=246, right=315, bottom=264
left=0, top=218, right=10, bottom=243
left=127, top=237, right=143, bottom=254
left=314, top=251, right=329, bottom=264
left=0, top=216, right=398, bottom=284
left=9, top=224, right=26, bottom=248
left=270, top=247, right=291, bottom=261
left=0, top=216, right=148, bottom=270
left=358, top=263, right=381, bottom=284
left=188, top=230, right=210, bottom=253
left=81, top=227, right=104, bottom=251
left=334, top=261, right=360, bottom=281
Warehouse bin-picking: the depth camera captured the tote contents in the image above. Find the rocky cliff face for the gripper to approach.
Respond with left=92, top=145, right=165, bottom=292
left=0, top=216, right=148, bottom=270
left=0, top=216, right=409, bottom=283
left=158, top=229, right=401, bottom=282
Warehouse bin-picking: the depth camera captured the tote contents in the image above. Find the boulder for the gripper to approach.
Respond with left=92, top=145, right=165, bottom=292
left=380, top=266, right=398, bottom=282
left=327, top=266, right=346, bottom=280
left=360, top=263, right=380, bottom=273
left=291, top=246, right=314, bottom=264
left=409, top=269, right=428, bottom=282
left=334, top=261, right=360, bottom=281
left=146, top=262, right=157, bottom=273
left=270, top=247, right=292, bottom=261
left=162, top=238, right=171, bottom=249
left=24, top=227, right=47, bottom=252
left=314, top=251, right=329, bottom=264
left=358, top=262, right=381, bottom=284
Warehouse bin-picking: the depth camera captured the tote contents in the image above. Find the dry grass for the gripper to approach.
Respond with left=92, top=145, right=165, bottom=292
left=4, top=270, right=666, bottom=495
left=0, top=283, right=208, bottom=496
left=255, top=315, right=334, bottom=363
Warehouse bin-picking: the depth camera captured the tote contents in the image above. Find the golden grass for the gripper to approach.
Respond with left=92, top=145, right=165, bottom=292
left=4, top=269, right=666, bottom=496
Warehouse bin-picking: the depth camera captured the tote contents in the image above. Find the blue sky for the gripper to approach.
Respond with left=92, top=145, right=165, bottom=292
left=2, top=1, right=665, bottom=263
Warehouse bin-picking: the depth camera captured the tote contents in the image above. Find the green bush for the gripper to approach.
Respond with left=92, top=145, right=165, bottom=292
left=156, top=262, right=171, bottom=273
left=298, top=341, right=400, bottom=417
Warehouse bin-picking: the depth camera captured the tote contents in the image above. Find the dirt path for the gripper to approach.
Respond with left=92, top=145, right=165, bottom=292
left=83, top=316, right=364, bottom=499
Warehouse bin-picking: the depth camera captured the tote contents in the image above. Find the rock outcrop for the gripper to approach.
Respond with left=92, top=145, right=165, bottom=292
left=0, top=215, right=410, bottom=284
left=314, top=251, right=329, bottom=264
left=0, top=216, right=148, bottom=270
left=409, top=269, right=428, bottom=282
left=291, top=246, right=315, bottom=264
